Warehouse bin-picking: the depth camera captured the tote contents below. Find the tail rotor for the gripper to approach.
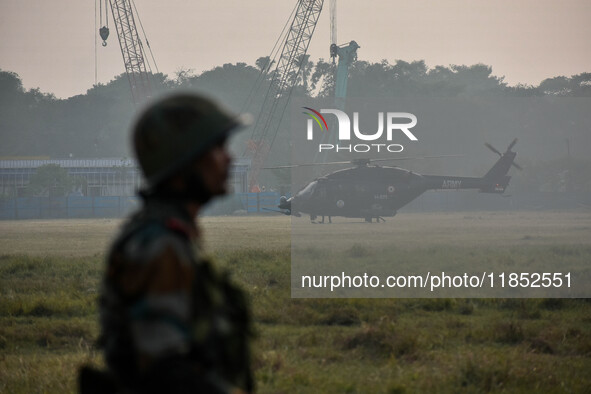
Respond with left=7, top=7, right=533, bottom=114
left=485, top=138, right=522, bottom=170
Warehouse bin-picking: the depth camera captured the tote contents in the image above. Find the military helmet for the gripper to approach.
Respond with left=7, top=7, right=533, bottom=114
left=133, top=93, right=247, bottom=187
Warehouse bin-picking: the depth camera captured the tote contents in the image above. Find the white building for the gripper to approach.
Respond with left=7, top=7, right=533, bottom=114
left=0, top=158, right=250, bottom=197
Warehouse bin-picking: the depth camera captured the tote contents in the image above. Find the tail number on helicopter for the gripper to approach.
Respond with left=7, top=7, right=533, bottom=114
left=442, top=180, right=462, bottom=189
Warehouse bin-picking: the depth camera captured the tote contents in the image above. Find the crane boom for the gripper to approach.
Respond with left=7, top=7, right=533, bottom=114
left=248, top=0, right=325, bottom=192
left=317, top=0, right=358, bottom=163
left=332, top=40, right=359, bottom=111
left=330, top=0, right=337, bottom=46
left=108, top=0, right=152, bottom=105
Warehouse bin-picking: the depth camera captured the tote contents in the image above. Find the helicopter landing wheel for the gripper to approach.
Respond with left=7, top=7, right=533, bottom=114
left=320, top=216, right=332, bottom=224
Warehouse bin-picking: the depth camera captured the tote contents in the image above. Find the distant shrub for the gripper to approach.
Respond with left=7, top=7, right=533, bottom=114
left=319, top=306, right=360, bottom=326
left=343, top=321, right=420, bottom=359
left=460, top=356, right=510, bottom=391
left=421, top=298, right=455, bottom=312
left=347, top=244, right=370, bottom=258
left=540, top=298, right=564, bottom=310
left=528, top=337, right=554, bottom=354
left=458, top=300, right=475, bottom=315
left=494, top=321, right=524, bottom=344
left=29, top=303, right=54, bottom=317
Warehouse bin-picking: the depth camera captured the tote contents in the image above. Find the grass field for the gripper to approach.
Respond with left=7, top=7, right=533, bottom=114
left=1, top=212, right=590, bottom=393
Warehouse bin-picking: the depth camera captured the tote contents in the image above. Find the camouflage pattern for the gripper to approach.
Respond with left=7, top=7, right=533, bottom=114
left=99, top=197, right=253, bottom=393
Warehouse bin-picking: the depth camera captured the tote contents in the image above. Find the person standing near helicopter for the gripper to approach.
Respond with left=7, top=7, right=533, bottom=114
left=81, top=93, right=254, bottom=394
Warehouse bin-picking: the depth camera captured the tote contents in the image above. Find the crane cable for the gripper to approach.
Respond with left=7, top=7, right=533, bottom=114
left=95, top=0, right=98, bottom=85
left=131, top=0, right=159, bottom=74
left=98, top=0, right=110, bottom=47
left=99, top=0, right=108, bottom=29
left=241, top=0, right=298, bottom=115
left=241, top=1, right=299, bottom=157
left=253, top=3, right=317, bottom=158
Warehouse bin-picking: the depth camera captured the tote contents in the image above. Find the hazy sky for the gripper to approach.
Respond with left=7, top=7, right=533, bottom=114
left=1, top=0, right=589, bottom=99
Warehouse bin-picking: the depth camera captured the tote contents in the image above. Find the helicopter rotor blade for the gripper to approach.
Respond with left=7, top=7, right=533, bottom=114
left=485, top=143, right=503, bottom=157
left=263, top=161, right=351, bottom=169
left=507, top=138, right=518, bottom=152
left=263, top=155, right=463, bottom=169
left=485, top=139, right=521, bottom=170
left=368, top=154, right=464, bottom=163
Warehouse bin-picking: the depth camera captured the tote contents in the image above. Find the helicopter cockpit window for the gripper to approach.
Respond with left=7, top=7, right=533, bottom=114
left=296, top=181, right=318, bottom=199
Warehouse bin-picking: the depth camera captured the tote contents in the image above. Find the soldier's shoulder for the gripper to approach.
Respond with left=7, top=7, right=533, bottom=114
left=111, top=211, right=195, bottom=262
left=117, top=215, right=168, bottom=248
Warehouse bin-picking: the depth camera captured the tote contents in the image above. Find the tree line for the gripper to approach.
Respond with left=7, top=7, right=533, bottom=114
left=1, top=59, right=590, bottom=192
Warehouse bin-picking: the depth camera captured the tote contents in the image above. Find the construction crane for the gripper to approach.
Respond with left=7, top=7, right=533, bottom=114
left=314, top=0, right=359, bottom=163
left=98, top=0, right=157, bottom=105
left=246, top=0, right=325, bottom=192
left=330, top=40, right=359, bottom=111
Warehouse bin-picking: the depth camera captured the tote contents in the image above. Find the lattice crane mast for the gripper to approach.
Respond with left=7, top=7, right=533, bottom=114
left=246, top=0, right=325, bottom=192
left=98, top=0, right=155, bottom=105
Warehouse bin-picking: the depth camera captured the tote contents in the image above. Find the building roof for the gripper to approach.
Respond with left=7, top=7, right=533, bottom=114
left=0, top=158, right=135, bottom=169
left=0, top=158, right=251, bottom=170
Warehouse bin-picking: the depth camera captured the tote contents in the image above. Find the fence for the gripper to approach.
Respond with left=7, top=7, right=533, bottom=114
left=1, top=191, right=588, bottom=220
left=0, top=192, right=283, bottom=220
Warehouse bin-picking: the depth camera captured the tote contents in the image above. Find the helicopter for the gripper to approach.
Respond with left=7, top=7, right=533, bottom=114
left=273, top=139, right=521, bottom=223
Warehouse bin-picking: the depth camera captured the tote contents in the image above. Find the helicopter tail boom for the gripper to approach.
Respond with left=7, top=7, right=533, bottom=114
left=423, top=173, right=510, bottom=194
left=424, top=139, right=519, bottom=194
left=423, top=175, right=488, bottom=191
left=480, top=138, right=520, bottom=193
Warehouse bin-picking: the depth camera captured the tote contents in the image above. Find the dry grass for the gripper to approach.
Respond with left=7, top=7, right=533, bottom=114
left=291, top=211, right=591, bottom=248
left=0, top=218, right=120, bottom=257
left=1, top=211, right=590, bottom=393
left=1, top=211, right=588, bottom=256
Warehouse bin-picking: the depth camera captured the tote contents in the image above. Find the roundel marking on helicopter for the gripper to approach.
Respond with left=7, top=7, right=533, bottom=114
left=336, top=200, right=345, bottom=208
left=387, top=185, right=396, bottom=193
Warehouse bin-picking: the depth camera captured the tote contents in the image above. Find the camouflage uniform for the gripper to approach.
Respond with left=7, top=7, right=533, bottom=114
left=77, top=93, right=254, bottom=393
left=99, top=196, right=253, bottom=393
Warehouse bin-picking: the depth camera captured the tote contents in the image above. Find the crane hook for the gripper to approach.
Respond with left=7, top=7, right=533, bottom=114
left=99, top=26, right=110, bottom=47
